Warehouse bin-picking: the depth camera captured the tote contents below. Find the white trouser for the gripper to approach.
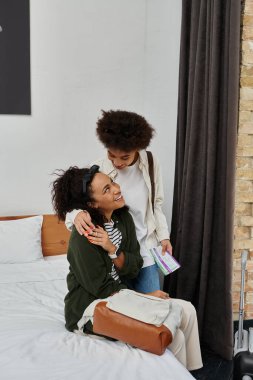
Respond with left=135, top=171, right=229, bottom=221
left=168, top=299, right=203, bottom=371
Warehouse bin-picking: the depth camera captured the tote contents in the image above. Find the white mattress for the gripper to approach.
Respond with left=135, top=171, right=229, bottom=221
left=0, top=255, right=194, bottom=380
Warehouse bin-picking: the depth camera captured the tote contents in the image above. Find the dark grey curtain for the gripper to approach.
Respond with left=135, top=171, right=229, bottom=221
left=164, top=0, right=241, bottom=360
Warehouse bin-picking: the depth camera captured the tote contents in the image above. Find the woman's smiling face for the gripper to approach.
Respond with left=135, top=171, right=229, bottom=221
left=90, top=172, right=125, bottom=218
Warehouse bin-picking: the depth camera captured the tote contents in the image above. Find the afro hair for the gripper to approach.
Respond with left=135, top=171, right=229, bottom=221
left=96, top=110, right=155, bottom=152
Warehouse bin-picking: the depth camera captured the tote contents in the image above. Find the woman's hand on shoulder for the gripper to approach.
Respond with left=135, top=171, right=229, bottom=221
left=87, top=226, right=115, bottom=253
left=161, top=239, right=173, bottom=256
left=147, top=290, right=170, bottom=299
left=74, top=211, right=94, bottom=236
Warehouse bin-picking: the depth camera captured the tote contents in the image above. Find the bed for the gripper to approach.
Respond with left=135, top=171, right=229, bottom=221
left=0, top=214, right=194, bottom=380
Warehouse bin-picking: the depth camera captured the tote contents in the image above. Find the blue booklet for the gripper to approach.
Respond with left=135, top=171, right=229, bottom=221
left=149, top=246, right=181, bottom=276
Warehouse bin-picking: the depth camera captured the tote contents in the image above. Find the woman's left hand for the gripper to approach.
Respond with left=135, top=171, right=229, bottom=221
left=161, top=239, right=173, bottom=256
left=87, top=226, right=115, bottom=253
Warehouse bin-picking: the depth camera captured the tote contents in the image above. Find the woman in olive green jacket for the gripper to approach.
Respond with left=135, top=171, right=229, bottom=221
left=52, top=165, right=168, bottom=333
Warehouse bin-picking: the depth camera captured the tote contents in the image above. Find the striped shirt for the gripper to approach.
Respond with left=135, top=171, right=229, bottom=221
left=104, top=220, right=122, bottom=282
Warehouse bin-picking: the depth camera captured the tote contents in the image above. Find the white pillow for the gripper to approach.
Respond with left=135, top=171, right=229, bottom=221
left=0, top=215, right=43, bottom=263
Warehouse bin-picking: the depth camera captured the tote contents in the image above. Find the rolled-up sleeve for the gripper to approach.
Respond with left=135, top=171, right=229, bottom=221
left=153, top=156, right=170, bottom=242
left=65, top=209, right=82, bottom=231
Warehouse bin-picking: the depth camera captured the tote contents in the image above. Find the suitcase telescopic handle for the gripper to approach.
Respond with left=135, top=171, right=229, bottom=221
left=241, top=250, right=248, bottom=271
left=238, top=250, right=248, bottom=349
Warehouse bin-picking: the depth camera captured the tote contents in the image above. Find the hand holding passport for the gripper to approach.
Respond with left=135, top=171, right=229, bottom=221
left=149, top=246, right=180, bottom=276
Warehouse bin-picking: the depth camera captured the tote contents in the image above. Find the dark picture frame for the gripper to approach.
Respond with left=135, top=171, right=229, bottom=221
left=0, top=0, right=31, bottom=115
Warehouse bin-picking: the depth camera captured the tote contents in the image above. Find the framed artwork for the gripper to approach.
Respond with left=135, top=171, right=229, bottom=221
left=0, top=0, right=31, bottom=115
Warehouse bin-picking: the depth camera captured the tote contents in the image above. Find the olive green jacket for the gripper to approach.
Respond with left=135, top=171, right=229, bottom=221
left=64, top=208, right=143, bottom=332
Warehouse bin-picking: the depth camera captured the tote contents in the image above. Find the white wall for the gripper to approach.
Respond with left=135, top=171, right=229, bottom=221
left=0, top=0, right=181, bottom=227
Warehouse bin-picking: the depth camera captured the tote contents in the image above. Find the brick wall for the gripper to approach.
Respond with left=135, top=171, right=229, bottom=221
left=233, top=0, right=253, bottom=320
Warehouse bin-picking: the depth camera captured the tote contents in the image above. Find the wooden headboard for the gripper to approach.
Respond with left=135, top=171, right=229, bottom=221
left=0, top=214, right=71, bottom=256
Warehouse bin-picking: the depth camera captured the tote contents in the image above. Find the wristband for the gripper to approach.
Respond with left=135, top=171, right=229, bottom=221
left=108, top=245, right=121, bottom=259
left=108, top=252, right=117, bottom=259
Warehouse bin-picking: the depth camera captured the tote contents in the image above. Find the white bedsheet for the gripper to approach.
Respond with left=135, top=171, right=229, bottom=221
left=0, top=255, right=194, bottom=380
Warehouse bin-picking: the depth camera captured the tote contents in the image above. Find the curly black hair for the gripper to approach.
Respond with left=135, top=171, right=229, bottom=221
left=51, top=166, right=105, bottom=225
left=96, top=110, right=155, bottom=152
left=51, top=166, right=128, bottom=225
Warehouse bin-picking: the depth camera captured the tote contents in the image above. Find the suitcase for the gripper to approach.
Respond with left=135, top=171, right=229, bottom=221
left=234, top=250, right=253, bottom=380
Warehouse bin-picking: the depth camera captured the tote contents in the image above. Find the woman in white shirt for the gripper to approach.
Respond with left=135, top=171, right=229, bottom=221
left=66, top=109, right=172, bottom=294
